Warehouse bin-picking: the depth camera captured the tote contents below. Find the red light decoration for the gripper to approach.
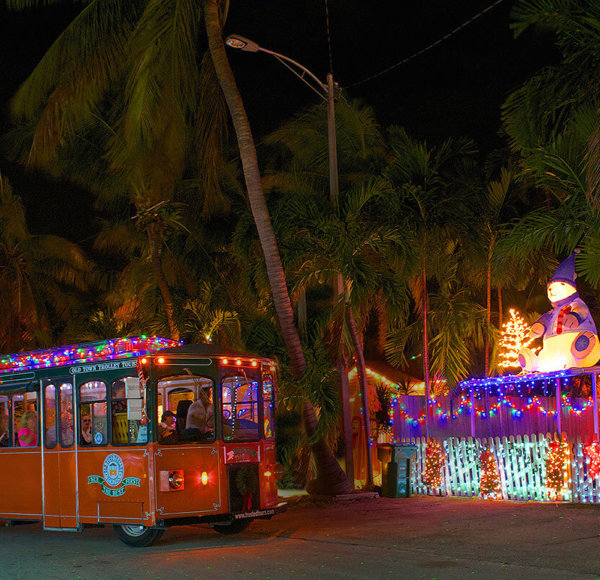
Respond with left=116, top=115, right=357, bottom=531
left=584, top=442, right=600, bottom=479
left=0, top=336, right=180, bottom=374
left=421, top=438, right=445, bottom=488
left=479, top=449, right=502, bottom=500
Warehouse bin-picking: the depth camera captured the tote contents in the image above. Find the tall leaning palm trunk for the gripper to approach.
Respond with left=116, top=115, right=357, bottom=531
left=204, top=0, right=352, bottom=495
left=485, top=257, right=492, bottom=376
left=422, top=262, right=431, bottom=438
left=147, top=229, right=180, bottom=341
left=346, top=305, right=373, bottom=487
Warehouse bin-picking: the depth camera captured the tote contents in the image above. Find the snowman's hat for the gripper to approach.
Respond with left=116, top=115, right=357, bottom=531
left=549, top=252, right=578, bottom=287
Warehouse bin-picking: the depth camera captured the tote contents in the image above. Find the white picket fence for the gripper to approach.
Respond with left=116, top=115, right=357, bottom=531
left=406, top=435, right=600, bottom=503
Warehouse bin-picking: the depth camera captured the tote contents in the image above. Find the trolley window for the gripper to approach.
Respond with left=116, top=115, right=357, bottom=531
left=44, top=383, right=57, bottom=449
left=0, top=395, right=10, bottom=447
left=111, top=377, right=148, bottom=445
left=60, top=382, right=74, bottom=447
left=43, top=380, right=74, bottom=447
left=79, top=381, right=107, bottom=446
left=222, top=375, right=260, bottom=441
left=14, top=389, right=39, bottom=447
left=262, top=368, right=276, bottom=440
left=157, top=376, right=214, bottom=443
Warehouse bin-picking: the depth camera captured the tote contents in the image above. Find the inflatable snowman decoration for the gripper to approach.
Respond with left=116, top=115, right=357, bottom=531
left=519, top=253, right=600, bottom=372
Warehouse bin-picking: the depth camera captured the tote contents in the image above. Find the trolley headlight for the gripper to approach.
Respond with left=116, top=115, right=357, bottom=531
left=169, top=470, right=184, bottom=490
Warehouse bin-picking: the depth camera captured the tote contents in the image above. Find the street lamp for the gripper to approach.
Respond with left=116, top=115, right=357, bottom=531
left=225, top=34, right=339, bottom=206
left=226, top=34, right=361, bottom=485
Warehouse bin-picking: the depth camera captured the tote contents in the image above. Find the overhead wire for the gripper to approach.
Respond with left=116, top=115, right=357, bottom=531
left=343, top=0, right=508, bottom=89
left=324, top=0, right=334, bottom=75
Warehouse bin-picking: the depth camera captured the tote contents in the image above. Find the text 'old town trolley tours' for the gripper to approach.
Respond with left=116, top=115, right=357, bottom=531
left=0, top=336, right=285, bottom=546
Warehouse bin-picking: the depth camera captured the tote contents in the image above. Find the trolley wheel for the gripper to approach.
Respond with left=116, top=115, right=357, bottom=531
left=113, top=524, right=165, bottom=547
left=211, top=518, right=252, bottom=535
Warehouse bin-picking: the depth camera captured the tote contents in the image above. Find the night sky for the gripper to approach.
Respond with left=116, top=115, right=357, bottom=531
left=0, top=0, right=558, bottom=239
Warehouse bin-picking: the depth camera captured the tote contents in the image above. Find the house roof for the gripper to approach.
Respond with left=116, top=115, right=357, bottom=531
left=349, top=360, right=426, bottom=395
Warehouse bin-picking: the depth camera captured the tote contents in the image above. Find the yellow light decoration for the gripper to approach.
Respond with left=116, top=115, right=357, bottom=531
left=498, top=308, right=538, bottom=370
left=421, top=438, right=445, bottom=488
left=479, top=449, right=502, bottom=500
left=545, top=438, right=570, bottom=500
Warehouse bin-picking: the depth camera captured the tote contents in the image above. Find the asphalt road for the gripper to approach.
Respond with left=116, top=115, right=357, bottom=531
left=1, top=495, right=600, bottom=579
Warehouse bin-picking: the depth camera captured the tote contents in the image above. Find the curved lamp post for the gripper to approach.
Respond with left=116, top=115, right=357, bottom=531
left=225, top=34, right=339, bottom=206
left=226, top=34, right=362, bottom=486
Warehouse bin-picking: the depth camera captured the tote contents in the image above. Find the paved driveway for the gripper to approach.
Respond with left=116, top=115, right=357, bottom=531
left=1, top=495, right=600, bottom=579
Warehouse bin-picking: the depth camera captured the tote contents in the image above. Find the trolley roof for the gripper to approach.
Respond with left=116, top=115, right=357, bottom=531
left=0, top=336, right=180, bottom=374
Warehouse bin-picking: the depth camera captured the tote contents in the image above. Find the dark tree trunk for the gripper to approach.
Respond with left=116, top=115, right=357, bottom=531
left=204, top=0, right=352, bottom=495
left=422, top=264, right=431, bottom=438
left=346, top=304, right=373, bottom=487
left=148, top=231, right=179, bottom=341
left=485, top=259, right=491, bottom=376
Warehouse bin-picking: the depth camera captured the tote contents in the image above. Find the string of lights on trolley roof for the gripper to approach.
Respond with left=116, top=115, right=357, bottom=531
left=0, top=336, right=277, bottom=376
left=0, top=336, right=181, bottom=374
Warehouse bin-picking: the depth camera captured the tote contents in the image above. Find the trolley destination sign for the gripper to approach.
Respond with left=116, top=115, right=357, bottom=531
left=70, top=359, right=137, bottom=375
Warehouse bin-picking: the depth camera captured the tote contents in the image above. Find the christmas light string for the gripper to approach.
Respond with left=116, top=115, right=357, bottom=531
left=387, top=390, right=593, bottom=432
left=0, top=336, right=181, bottom=374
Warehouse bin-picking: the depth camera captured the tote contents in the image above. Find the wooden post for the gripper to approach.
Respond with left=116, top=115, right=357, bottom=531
left=593, top=373, right=599, bottom=442
left=555, top=377, right=562, bottom=436
left=470, top=387, right=476, bottom=438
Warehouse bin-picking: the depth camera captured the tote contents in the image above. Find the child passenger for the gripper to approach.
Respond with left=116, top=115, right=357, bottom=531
left=18, top=410, right=38, bottom=447
left=158, top=410, right=176, bottom=441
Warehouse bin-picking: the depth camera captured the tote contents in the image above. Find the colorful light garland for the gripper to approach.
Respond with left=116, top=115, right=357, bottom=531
left=389, top=390, right=593, bottom=432
left=459, top=368, right=576, bottom=394
left=0, top=336, right=181, bottom=374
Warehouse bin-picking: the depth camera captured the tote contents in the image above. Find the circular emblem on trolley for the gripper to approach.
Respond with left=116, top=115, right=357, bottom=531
left=94, top=432, right=103, bottom=445
left=103, top=453, right=125, bottom=488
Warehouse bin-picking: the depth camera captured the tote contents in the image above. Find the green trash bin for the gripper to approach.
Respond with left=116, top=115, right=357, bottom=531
left=377, top=443, right=417, bottom=498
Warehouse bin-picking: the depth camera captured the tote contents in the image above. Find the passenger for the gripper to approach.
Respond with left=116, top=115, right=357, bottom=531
left=175, top=400, right=193, bottom=436
left=80, top=415, right=92, bottom=445
left=181, top=399, right=213, bottom=441
left=45, top=423, right=57, bottom=447
left=158, top=410, right=176, bottom=441
left=0, top=414, right=8, bottom=447
left=18, top=410, right=38, bottom=447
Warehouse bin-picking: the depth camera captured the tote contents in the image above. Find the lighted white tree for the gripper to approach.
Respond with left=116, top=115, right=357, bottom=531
left=498, top=308, right=538, bottom=370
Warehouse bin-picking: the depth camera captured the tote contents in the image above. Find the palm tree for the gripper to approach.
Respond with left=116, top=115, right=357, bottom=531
left=0, top=173, right=93, bottom=351
left=203, top=0, right=352, bottom=494
left=6, top=0, right=352, bottom=494
left=383, top=128, right=477, bottom=423
left=503, top=0, right=600, bottom=211
left=496, top=107, right=600, bottom=288
left=262, top=98, right=388, bottom=483
left=6, top=0, right=230, bottom=341
left=501, top=1, right=600, bottom=303
left=269, top=178, right=411, bottom=487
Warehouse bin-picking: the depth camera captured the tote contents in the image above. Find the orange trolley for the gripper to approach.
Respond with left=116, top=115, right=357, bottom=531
left=0, top=336, right=285, bottom=546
